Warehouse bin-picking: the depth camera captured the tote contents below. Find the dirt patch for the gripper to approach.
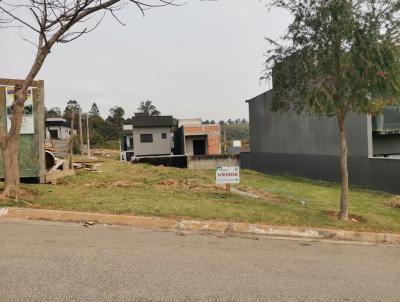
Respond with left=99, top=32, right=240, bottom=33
left=324, top=210, right=365, bottom=223
left=158, top=179, right=178, bottom=186
left=385, top=196, right=400, bottom=208
left=236, top=186, right=281, bottom=202
left=84, top=180, right=142, bottom=188
left=155, top=178, right=281, bottom=201
left=0, top=188, right=38, bottom=207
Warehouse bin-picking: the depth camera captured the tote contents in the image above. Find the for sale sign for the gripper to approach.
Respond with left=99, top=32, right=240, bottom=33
left=216, top=166, right=240, bottom=185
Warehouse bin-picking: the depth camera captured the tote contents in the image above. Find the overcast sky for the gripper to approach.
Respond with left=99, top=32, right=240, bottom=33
left=0, top=0, right=291, bottom=121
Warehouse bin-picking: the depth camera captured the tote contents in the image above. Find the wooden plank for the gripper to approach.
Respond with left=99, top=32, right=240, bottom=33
left=49, top=160, right=65, bottom=172
left=0, top=78, right=44, bottom=88
left=73, top=159, right=105, bottom=164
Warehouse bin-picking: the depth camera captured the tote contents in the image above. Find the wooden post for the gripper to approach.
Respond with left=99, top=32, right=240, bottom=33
left=119, top=138, right=122, bottom=161
left=79, top=108, right=84, bottom=166
left=86, top=114, right=91, bottom=159
left=226, top=183, right=231, bottom=193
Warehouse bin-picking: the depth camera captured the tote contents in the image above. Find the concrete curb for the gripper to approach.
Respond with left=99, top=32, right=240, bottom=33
left=1, top=207, right=400, bottom=244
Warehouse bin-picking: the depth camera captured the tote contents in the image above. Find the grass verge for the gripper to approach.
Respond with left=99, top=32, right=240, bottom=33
left=1, top=159, right=399, bottom=233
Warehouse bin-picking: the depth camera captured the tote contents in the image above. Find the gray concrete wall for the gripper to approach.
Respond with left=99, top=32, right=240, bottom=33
left=133, top=127, right=172, bottom=156
left=244, top=90, right=400, bottom=193
left=188, top=155, right=239, bottom=170
left=249, top=91, right=372, bottom=157
left=241, top=152, right=400, bottom=194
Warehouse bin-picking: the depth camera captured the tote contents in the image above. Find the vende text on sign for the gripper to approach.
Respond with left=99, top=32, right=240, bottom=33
left=216, top=166, right=240, bottom=185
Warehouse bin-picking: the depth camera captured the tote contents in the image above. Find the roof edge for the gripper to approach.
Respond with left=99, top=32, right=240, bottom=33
left=245, top=89, right=273, bottom=103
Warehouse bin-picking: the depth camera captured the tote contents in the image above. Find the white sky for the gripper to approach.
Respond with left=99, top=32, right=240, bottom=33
left=0, top=0, right=291, bottom=121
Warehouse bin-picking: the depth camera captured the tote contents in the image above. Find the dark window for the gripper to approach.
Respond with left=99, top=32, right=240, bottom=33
left=129, top=137, right=134, bottom=147
left=49, top=129, right=59, bottom=139
left=193, top=139, right=206, bottom=155
left=161, top=133, right=167, bottom=139
left=140, top=134, right=153, bottom=143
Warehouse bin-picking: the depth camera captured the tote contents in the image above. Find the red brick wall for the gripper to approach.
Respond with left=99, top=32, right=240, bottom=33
left=184, top=125, right=221, bottom=155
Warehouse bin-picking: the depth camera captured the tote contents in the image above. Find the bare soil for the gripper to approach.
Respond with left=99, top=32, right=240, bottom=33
left=325, top=210, right=365, bottom=223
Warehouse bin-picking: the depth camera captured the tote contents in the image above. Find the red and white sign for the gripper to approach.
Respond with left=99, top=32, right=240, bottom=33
left=216, top=166, right=240, bottom=185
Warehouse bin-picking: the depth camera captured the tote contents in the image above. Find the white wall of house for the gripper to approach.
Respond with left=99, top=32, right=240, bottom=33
left=133, top=126, right=172, bottom=156
left=45, top=126, right=74, bottom=140
left=178, top=118, right=202, bottom=128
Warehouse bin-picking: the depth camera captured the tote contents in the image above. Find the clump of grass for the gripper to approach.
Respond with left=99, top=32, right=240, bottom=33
left=385, top=196, right=400, bottom=208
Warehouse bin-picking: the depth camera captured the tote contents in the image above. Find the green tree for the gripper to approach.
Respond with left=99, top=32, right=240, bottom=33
left=89, top=102, right=101, bottom=117
left=64, top=100, right=81, bottom=169
left=137, top=100, right=161, bottom=116
left=45, top=107, right=62, bottom=118
left=265, top=0, right=400, bottom=220
left=107, top=106, right=125, bottom=127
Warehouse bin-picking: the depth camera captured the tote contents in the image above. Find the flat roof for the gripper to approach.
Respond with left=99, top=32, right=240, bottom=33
left=45, top=120, right=69, bottom=127
left=132, top=115, right=174, bottom=128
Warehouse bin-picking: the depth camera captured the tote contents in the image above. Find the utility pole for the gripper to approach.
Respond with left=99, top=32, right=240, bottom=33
left=223, top=129, right=227, bottom=154
left=86, top=114, right=91, bottom=159
left=79, top=108, right=85, bottom=166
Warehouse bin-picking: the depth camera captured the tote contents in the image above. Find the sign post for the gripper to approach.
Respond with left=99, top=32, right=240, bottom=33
left=216, top=166, right=240, bottom=193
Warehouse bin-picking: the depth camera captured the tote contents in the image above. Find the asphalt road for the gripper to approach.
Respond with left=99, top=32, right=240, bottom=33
left=0, top=219, right=399, bottom=302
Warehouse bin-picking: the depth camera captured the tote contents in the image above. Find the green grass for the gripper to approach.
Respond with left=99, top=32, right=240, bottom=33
left=5, top=159, right=400, bottom=232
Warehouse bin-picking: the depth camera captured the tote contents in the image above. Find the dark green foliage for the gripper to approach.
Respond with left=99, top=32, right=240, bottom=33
left=45, top=107, right=62, bottom=118
left=63, top=100, right=80, bottom=126
left=89, top=102, right=100, bottom=117
left=221, top=123, right=249, bottom=143
left=137, top=100, right=160, bottom=116
left=265, top=0, right=400, bottom=116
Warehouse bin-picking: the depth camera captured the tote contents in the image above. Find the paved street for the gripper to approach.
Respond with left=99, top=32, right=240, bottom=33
left=0, top=219, right=399, bottom=302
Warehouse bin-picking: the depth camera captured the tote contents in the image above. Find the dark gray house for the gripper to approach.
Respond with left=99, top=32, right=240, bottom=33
left=241, top=90, right=400, bottom=193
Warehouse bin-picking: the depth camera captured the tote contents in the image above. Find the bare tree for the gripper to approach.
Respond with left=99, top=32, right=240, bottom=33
left=0, top=0, right=177, bottom=198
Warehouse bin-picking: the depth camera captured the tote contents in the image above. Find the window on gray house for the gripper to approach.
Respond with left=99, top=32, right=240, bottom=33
left=161, top=133, right=167, bottom=139
left=140, top=134, right=153, bottom=143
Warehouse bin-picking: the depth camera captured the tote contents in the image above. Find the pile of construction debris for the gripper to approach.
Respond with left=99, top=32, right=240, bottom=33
left=44, top=143, right=105, bottom=184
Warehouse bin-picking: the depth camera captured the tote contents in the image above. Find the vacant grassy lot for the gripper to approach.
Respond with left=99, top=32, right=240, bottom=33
left=2, top=159, right=400, bottom=232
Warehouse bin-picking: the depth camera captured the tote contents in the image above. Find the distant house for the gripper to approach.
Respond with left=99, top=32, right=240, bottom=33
left=45, top=118, right=75, bottom=140
left=120, top=114, right=175, bottom=160
left=120, top=116, right=222, bottom=161
left=174, top=119, right=221, bottom=156
left=132, top=114, right=175, bottom=157
left=121, top=124, right=134, bottom=161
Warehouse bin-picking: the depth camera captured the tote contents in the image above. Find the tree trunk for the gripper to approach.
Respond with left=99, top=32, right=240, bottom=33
left=1, top=100, right=25, bottom=199
left=2, top=139, right=21, bottom=198
left=337, top=110, right=349, bottom=221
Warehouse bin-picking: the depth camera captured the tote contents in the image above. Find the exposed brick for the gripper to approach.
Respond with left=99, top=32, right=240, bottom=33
left=183, top=124, right=221, bottom=155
